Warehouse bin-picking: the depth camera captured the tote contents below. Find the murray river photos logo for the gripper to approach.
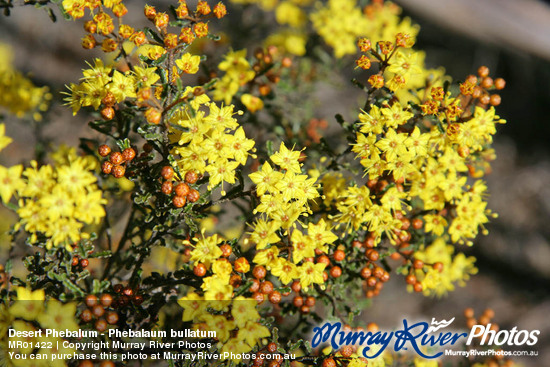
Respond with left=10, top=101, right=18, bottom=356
left=311, top=318, right=540, bottom=359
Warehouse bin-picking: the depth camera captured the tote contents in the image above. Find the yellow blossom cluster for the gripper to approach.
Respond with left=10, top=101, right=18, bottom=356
left=212, top=50, right=256, bottom=105
left=0, top=44, right=51, bottom=121
left=62, top=0, right=126, bottom=20
left=0, top=138, right=106, bottom=250
left=180, top=232, right=271, bottom=360
left=228, top=0, right=419, bottom=58
left=310, top=0, right=370, bottom=58
left=310, top=0, right=419, bottom=58
left=412, top=238, right=478, bottom=297
left=178, top=295, right=270, bottom=360
left=1, top=287, right=77, bottom=367
left=248, top=143, right=338, bottom=289
left=303, top=9, right=505, bottom=300
left=331, top=33, right=502, bottom=249
left=65, top=59, right=160, bottom=115
left=360, top=1, right=419, bottom=50
left=169, top=96, right=256, bottom=196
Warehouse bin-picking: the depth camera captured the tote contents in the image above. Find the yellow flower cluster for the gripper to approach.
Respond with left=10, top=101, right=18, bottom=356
left=65, top=59, right=156, bottom=115
left=180, top=233, right=271, bottom=360
left=178, top=295, right=270, bottom=360
left=308, top=16, right=503, bottom=297
left=2, top=287, right=77, bottom=367
left=248, top=143, right=338, bottom=289
left=169, top=95, right=256, bottom=196
left=0, top=142, right=106, bottom=250
left=334, top=33, right=502, bottom=249
left=388, top=50, right=448, bottom=104
left=310, top=0, right=370, bottom=58
left=0, top=44, right=51, bottom=121
left=311, top=0, right=418, bottom=58
left=412, top=238, right=478, bottom=297
left=62, top=0, right=124, bottom=19
left=212, top=50, right=256, bottom=105
left=360, top=1, right=419, bottom=50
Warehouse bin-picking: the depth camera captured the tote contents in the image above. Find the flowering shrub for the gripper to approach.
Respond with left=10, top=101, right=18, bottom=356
left=0, top=0, right=515, bottom=366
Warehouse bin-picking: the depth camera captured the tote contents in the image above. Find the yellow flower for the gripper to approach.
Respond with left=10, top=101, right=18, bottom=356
left=228, top=127, right=255, bottom=165
left=10, top=287, right=45, bottom=320
left=220, top=337, right=253, bottom=360
left=380, top=101, right=414, bottom=128
left=0, top=164, right=24, bottom=203
left=405, top=126, right=430, bottom=157
left=238, top=321, right=270, bottom=347
left=7, top=320, right=38, bottom=354
left=270, top=142, right=302, bottom=174
left=0, top=43, right=51, bottom=120
left=231, top=296, right=260, bottom=328
left=249, top=218, right=281, bottom=249
left=270, top=258, right=299, bottom=285
left=307, top=219, right=337, bottom=250
left=380, top=187, right=407, bottom=212
left=291, top=230, right=315, bottom=263
left=108, top=70, right=136, bottom=102
left=276, top=172, right=308, bottom=202
left=134, top=65, right=160, bottom=88
left=241, top=93, right=264, bottom=113
left=205, top=159, right=240, bottom=195
left=249, top=162, right=284, bottom=196
left=178, top=292, right=206, bottom=321
left=252, top=247, right=280, bottom=267
left=298, top=261, right=326, bottom=289
left=359, top=105, right=385, bottom=135
left=189, top=234, right=223, bottom=267
left=0, top=123, right=12, bottom=151
left=311, top=0, right=369, bottom=58
left=423, top=214, right=447, bottom=236
left=38, top=300, right=78, bottom=331
left=265, top=30, right=307, bottom=56
left=138, top=44, right=166, bottom=61
left=212, top=259, right=233, bottom=283
left=375, top=128, right=408, bottom=162
left=176, top=53, right=201, bottom=74
left=387, top=50, right=423, bottom=81
left=275, top=1, right=306, bottom=27
left=199, top=314, right=235, bottom=342
left=203, top=103, right=239, bottom=129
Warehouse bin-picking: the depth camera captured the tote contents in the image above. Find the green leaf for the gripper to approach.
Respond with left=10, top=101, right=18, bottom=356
left=76, top=269, right=90, bottom=282
left=266, top=140, right=274, bottom=156
left=116, top=138, right=132, bottom=150
left=62, top=280, right=85, bottom=297
left=152, top=52, right=169, bottom=67
left=144, top=27, right=164, bottom=44
left=89, top=251, right=112, bottom=259
left=206, top=33, right=221, bottom=41
left=137, top=126, right=163, bottom=141
left=272, top=327, right=279, bottom=343
left=303, top=340, right=312, bottom=353
left=44, top=7, right=56, bottom=22
left=56, top=2, right=70, bottom=20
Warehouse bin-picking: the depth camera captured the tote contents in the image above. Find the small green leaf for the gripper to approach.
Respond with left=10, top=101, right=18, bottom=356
left=144, top=27, right=164, bottom=44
